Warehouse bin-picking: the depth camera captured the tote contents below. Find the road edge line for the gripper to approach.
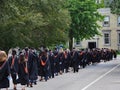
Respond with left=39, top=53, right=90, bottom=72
left=81, top=63, right=120, bottom=90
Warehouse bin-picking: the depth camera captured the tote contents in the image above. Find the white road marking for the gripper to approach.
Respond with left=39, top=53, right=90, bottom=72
left=81, top=63, right=120, bottom=90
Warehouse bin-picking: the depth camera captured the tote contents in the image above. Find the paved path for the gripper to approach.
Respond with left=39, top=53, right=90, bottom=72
left=9, top=56, right=120, bottom=90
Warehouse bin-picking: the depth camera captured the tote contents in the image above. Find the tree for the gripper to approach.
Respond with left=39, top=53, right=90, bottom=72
left=67, top=0, right=104, bottom=50
left=110, top=0, right=120, bottom=15
left=0, top=0, right=46, bottom=51
left=31, top=0, right=71, bottom=47
left=0, top=0, right=71, bottom=51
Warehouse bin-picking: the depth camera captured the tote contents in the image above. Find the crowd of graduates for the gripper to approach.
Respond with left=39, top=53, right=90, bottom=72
left=0, top=47, right=117, bottom=90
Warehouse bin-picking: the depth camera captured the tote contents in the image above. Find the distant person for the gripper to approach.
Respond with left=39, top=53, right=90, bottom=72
left=113, top=50, right=117, bottom=59
left=0, top=51, right=10, bottom=90
left=17, top=53, right=29, bottom=90
left=8, top=49, right=19, bottom=90
left=71, top=48, right=79, bottom=73
left=28, top=49, right=38, bottom=87
left=39, top=51, right=49, bottom=81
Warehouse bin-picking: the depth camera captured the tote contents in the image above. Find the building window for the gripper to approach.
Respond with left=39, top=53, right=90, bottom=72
left=76, top=39, right=80, bottom=45
left=117, top=31, right=120, bottom=45
left=103, top=32, right=110, bottom=45
left=75, top=39, right=81, bottom=46
left=103, top=16, right=110, bottom=27
left=117, top=16, right=120, bottom=26
left=118, top=33, right=120, bottom=44
left=96, top=0, right=101, bottom=4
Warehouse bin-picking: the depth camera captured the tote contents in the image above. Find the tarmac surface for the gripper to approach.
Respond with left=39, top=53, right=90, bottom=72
left=9, top=56, right=120, bottom=90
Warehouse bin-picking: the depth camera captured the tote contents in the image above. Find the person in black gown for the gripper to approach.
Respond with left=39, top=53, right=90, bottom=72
left=0, top=51, right=10, bottom=90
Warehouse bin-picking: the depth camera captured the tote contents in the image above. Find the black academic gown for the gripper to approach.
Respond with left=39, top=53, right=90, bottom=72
left=71, top=51, right=79, bottom=73
left=28, top=52, right=38, bottom=83
left=0, top=61, right=10, bottom=88
left=49, top=53, right=55, bottom=78
left=18, top=62, right=29, bottom=85
left=40, top=55, right=49, bottom=81
left=8, top=55, right=18, bottom=84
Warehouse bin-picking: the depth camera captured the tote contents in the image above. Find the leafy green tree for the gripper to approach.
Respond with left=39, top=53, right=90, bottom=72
left=31, top=0, right=71, bottom=47
left=110, top=0, right=120, bottom=15
left=67, top=0, right=103, bottom=50
left=0, top=0, right=45, bottom=51
left=0, top=0, right=71, bottom=51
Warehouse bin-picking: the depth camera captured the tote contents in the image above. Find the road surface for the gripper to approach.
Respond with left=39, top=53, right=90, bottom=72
left=9, top=56, right=120, bottom=90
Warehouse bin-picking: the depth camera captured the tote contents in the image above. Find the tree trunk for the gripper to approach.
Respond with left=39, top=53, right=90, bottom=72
left=69, top=29, right=73, bottom=51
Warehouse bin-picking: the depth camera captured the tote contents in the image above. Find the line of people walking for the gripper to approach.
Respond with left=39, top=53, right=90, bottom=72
left=0, top=47, right=117, bottom=90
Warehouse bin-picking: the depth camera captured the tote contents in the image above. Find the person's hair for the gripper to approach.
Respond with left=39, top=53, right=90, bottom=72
left=12, top=49, right=16, bottom=55
left=42, top=51, right=47, bottom=56
left=0, top=51, right=7, bottom=62
left=19, top=53, right=25, bottom=63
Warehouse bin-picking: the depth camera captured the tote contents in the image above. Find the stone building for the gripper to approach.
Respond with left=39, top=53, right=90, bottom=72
left=74, top=8, right=120, bottom=50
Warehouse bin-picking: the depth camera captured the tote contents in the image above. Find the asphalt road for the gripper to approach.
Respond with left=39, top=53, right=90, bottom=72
left=9, top=56, right=120, bottom=90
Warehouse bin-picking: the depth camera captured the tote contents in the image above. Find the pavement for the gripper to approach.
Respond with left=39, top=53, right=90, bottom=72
left=9, top=56, right=120, bottom=90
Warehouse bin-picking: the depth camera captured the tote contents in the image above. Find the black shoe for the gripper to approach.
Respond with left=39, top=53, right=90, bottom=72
left=27, top=84, right=29, bottom=87
left=30, top=83, right=33, bottom=87
left=14, top=87, right=17, bottom=90
left=30, top=85, right=33, bottom=87
left=34, top=82, right=37, bottom=85
left=45, top=79, right=47, bottom=82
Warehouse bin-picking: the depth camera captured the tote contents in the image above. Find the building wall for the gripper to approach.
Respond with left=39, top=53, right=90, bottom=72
left=74, top=8, right=120, bottom=50
left=99, top=8, right=120, bottom=50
